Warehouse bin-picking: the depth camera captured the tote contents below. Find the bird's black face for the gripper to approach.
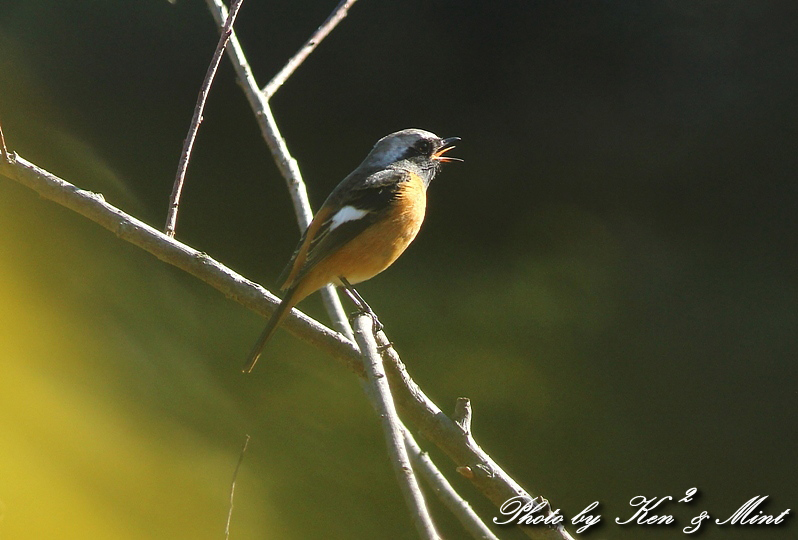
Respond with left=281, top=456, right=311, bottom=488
left=408, top=136, right=435, bottom=159
left=400, top=135, right=459, bottom=189
left=403, top=135, right=461, bottom=168
left=402, top=136, right=458, bottom=159
left=362, top=129, right=460, bottom=186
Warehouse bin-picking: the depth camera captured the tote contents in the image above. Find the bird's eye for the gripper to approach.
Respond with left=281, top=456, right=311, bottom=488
left=414, top=139, right=433, bottom=155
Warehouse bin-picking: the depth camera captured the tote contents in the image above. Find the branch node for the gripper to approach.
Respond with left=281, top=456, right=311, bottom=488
left=194, top=251, right=212, bottom=265
left=376, top=341, right=394, bottom=353
left=476, top=463, right=495, bottom=478
left=86, top=191, right=106, bottom=203
left=453, top=397, right=472, bottom=436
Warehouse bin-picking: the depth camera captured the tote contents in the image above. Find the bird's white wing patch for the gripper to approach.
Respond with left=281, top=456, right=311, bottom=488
left=329, top=205, right=370, bottom=231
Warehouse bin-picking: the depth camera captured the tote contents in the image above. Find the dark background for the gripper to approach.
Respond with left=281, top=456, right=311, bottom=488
left=1, top=1, right=796, bottom=539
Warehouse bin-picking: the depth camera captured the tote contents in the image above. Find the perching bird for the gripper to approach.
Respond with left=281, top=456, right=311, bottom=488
left=243, top=128, right=459, bottom=373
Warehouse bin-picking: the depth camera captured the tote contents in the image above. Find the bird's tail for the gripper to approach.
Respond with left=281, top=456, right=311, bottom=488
left=242, top=286, right=300, bottom=374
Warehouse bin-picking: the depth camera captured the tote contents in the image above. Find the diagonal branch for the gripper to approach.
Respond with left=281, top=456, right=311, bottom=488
left=203, top=3, right=507, bottom=537
left=165, top=0, right=245, bottom=238
left=3, top=3, right=575, bottom=536
left=206, top=2, right=485, bottom=534
left=262, top=0, right=359, bottom=99
left=1, top=153, right=361, bottom=373
left=0, top=152, right=573, bottom=540
left=204, top=0, right=352, bottom=340
left=377, top=332, right=577, bottom=540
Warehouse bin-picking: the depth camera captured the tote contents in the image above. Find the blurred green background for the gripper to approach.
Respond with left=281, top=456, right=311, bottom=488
left=1, top=1, right=796, bottom=539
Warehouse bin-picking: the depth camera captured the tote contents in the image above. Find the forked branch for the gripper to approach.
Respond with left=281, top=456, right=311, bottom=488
left=0, top=1, right=575, bottom=536
left=0, top=154, right=571, bottom=540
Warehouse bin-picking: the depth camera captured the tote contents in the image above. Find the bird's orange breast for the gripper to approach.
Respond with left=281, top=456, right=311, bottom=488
left=291, top=172, right=427, bottom=299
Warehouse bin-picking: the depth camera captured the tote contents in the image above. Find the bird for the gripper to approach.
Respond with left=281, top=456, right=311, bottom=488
left=243, top=128, right=459, bottom=373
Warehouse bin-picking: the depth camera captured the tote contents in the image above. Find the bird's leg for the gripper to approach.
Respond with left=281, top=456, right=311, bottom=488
left=339, top=277, right=384, bottom=333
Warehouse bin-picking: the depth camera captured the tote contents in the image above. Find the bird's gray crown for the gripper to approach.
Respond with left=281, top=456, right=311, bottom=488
left=362, top=128, right=440, bottom=168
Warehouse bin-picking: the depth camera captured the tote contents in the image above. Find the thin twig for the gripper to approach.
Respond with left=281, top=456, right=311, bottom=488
left=354, top=341, right=498, bottom=538
left=8, top=0, right=575, bottom=530
left=353, top=315, right=440, bottom=540
left=164, top=0, right=245, bottom=238
left=225, top=434, right=251, bottom=540
left=204, top=0, right=352, bottom=340
left=237, top=1, right=500, bottom=533
left=262, top=0, right=359, bottom=99
left=0, top=154, right=573, bottom=540
left=211, top=4, right=471, bottom=536
left=5, top=4, right=570, bottom=533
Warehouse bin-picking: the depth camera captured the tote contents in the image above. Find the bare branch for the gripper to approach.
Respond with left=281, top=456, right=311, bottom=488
left=204, top=0, right=352, bottom=340
left=356, top=376, right=498, bottom=539
left=220, top=2, right=500, bottom=534
left=189, top=10, right=566, bottom=532
left=225, top=434, right=251, bottom=540
left=165, top=0, right=245, bottom=238
left=0, top=154, right=362, bottom=374
left=3, top=5, right=577, bottom=539
left=1, top=150, right=573, bottom=540
left=262, top=0, right=359, bottom=99
left=208, top=5, right=489, bottom=535
left=353, top=315, right=440, bottom=540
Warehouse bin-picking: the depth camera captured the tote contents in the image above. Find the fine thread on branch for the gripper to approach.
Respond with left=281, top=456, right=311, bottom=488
left=164, top=0, right=245, bottom=238
left=225, top=434, right=251, bottom=540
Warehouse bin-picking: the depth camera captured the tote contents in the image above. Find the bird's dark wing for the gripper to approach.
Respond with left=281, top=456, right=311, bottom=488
left=277, top=168, right=409, bottom=289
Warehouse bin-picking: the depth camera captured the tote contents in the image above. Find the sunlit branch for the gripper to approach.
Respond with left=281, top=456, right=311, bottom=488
left=0, top=154, right=572, bottom=540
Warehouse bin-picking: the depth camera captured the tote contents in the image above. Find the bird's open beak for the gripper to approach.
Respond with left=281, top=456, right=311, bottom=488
left=432, top=137, right=462, bottom=162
